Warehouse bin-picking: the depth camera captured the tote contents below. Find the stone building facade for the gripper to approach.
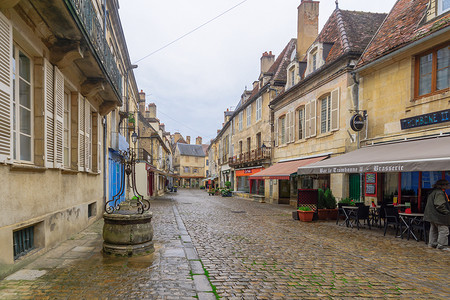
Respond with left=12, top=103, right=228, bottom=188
left=0, top=0, right=138, bottom=277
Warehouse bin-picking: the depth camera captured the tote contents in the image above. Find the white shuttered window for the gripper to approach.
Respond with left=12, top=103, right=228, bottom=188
left=0, top=12, right=13, bottom=163
left=13, top=47, right=33, bottom=162
left=43, top=62, right=65, bottom=168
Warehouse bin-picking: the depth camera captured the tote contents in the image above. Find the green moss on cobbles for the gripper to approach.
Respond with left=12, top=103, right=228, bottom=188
left=199, top=260, right=220, bottom=300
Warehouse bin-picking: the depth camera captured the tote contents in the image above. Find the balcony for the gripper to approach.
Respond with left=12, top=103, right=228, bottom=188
left=137, top=148, right=153, bottom=165
left=229, top=148, right=271, bottom=167
left=28, top=0, right=123, bottom=114
left=66, top=0, right=122, bottom=99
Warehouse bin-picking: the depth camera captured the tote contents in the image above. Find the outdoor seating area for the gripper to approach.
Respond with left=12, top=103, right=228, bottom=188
left=338, top=202, right=428, bottom=244
left=296, top=188, right=438, bottom=245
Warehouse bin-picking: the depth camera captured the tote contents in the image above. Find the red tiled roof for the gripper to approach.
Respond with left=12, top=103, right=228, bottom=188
left=268, top=39, right=297, bottom=82
left=312, top=9, right=387, bottom=63
left=357, top=0, right=450, bottom=68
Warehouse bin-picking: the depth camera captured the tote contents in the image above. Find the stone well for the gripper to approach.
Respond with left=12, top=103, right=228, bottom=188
left=102, top=210, right=154, bottom=256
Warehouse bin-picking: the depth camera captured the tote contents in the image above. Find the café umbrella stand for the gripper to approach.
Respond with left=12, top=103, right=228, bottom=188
left=103, top=148, right=154, bottom=256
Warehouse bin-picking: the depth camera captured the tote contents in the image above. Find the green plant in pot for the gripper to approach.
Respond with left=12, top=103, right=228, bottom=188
left=317, top=188, right=328, bottom=220
left=324, top=188, right=338, bottom=220
left=339, top=197, right=355, bottom=206
left=297, top=206, right=314, bottom=222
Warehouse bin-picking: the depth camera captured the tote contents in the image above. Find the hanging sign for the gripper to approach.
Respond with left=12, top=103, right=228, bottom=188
left=350, top=113, right=365, bottom=131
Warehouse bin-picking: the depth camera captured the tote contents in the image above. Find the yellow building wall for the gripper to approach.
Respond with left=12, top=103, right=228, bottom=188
left=273, top=74, right=356, bottom=163
left=232, top=92, right=272, bottom=155
left=359, top=35, right=450, bottom=144
left=179, top=155, right=206, bottom=178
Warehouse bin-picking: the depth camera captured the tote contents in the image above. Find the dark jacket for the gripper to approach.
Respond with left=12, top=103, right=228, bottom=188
left=423, top=189, right=450, bottom=225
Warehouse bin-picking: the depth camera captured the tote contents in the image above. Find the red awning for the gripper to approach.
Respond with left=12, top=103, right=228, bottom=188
left=250, top=156, right=328, bottom=180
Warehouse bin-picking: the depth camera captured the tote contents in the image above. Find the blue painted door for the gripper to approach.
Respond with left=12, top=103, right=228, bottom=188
left=108, top=151, right=125, bottom=204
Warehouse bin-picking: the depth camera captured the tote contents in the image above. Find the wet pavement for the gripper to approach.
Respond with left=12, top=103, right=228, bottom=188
left=0, top=189, right=449, bottom=299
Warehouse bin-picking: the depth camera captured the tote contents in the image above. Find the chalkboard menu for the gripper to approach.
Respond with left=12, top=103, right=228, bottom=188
left=365, top=184, right=376, bottom=195
left=365, top=173, right=377, bottom=197
left=366, top=173, right=376, bottom=184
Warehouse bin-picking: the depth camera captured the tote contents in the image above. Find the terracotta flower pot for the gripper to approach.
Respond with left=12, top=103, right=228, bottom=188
left=327, top=208, right=338, bottom=220
left=318, top=209, right=329, bottom=220
left=298, top=210, right=314, bottom=222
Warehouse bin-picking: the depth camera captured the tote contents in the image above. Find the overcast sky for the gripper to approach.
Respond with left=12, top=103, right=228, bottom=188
left=118, top=0, right=397, bottom=143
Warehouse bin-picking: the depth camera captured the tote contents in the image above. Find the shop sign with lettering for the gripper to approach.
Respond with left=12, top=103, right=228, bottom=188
left=350, top=114, right=365, bottom=131
left=400, top=109, right=450, bottom=130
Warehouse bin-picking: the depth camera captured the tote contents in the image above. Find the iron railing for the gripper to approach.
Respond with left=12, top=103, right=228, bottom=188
left=66, top=0, right=122, bottom=99
left=137, top=148, right=153, bottom=165
left=228, top=147, right=271, bottom=166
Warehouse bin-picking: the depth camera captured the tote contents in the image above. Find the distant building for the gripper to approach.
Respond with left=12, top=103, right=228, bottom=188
left=174, top=143, right=206, bottom=188
left=135, top=94, right=173, bottom=197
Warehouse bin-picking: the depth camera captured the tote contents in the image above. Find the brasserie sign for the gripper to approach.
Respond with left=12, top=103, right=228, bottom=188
left=400, top=109, right=450, bottom=130
left=317, top=164, right=405, bottom=174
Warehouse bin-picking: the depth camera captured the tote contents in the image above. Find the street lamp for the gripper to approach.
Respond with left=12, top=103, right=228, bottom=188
left=131, top=131, right=138, bottom=145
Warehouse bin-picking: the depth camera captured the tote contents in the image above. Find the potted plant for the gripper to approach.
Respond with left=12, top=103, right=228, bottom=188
left=324, top=188, right=338, bottom=220
left=297, top=206, right=314, bottom=222
left=128, top=113, right=135, bottom=129
left=339, top=197, right=355, bottom=206
left=337, top=197, right=355, bottom=221
left=317, top=189, right=328, bottom=220
left=221, top=188, right=232, bottom=197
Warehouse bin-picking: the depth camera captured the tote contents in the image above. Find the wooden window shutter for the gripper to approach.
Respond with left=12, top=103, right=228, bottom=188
left=85, top=100, right=91, bottom=171
left=97, top=113, right=102, bottom=173
left=331, top=88, right=340, bottom=131
left=54, top=66, right=64, bottom=168
left=290, top=111, right=295, bottom=143
left=310, top=99, right=317, bottom=137
left=0, top=12, right=13, bottom=163
left=78, top=95, right=85, bottom=171
left=305, top=102, right=311, bottom=138
left=274, top=116, right=278, bottom=146
left=43, top=59, right=54, bottom=168
left=301, top=108, right=306, bottom=140
left=286, top=112, right=290, bottom=143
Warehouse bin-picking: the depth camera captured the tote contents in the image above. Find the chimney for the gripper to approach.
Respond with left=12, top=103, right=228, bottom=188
left=297, top=0, right=319, bottom=59
left=186, top=136, right=191, bottom=144
left=138, top=90, right=146, bottom=114
left=196, top=136, right=202, bottom=145
left=260, top=51, right=275, bottom=74
left=148, top=103, right=157, bottom=118
left=160, top=123, right=165, bottom=132
left=173, top=132, right=182, bottom=144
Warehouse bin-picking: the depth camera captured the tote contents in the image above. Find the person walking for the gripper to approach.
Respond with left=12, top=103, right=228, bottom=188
left=424, top=179, right=450, bottom=250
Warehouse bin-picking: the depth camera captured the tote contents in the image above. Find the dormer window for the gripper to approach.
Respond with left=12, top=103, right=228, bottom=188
left=290, top=67, right=295, bottom=86
left=312, top=52, right=317, bottom=71
left=305, top=44, right=323, bottom=77
left=286, top=59, right=299, bottom=89
left=438, top=0, right=450, bottom=15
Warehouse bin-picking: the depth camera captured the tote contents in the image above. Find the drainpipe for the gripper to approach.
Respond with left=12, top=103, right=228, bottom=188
left=103, top=116, right=107, bottom=208
left=351, top=71, right=364, bottom=203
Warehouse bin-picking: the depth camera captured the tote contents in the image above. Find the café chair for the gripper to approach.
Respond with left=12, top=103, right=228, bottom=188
left=336, top=202, right=347, bottom=226
left=383, top=205, right=400, bottom=236
left=352, top=204, right=371, bottom=230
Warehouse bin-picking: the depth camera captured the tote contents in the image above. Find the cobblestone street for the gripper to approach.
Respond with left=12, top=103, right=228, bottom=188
left=1, top=189, right=449, bottom=299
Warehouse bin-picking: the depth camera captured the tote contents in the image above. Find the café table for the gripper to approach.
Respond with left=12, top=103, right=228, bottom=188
left=342, top=206, right=359, bottom=228
left=397, top=212, right=425, bottom=242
